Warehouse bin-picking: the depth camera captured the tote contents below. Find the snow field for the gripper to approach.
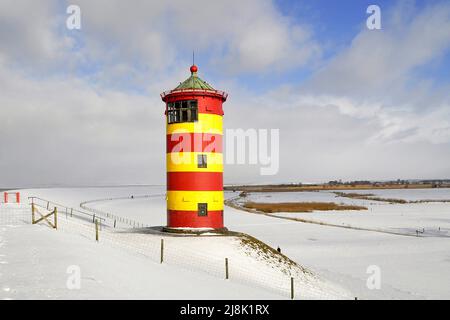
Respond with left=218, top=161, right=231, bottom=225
left=0, top=218, right=282, bottom=299
left=1, top=194, right=351, bottom=299
left=21, top=186, right=450, bottom=299
left=73, top=205, right=349, bottom=299
left=19, top=186, right=450, bottom=299
left=237, top=191, right=450, bottom=237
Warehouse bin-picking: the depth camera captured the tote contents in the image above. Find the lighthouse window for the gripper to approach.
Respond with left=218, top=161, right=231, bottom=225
left=197, top=154, right=207, bottom=168
left=198, top=203, right=208, bottom=216
left=167, top=100, right=198, bottom=124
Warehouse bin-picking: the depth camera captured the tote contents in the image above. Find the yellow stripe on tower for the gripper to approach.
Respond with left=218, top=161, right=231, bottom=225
left=167, top=190, right=224, bottom=211
left=167, top=152, right=223, bottom=172
left=167, top=114, right=223, bottom=134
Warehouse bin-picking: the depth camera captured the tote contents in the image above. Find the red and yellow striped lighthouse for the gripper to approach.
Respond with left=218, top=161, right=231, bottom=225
left=161, top=65, right=227, bottom=230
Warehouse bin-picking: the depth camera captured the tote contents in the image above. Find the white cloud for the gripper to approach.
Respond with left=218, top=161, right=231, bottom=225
left=71, top=0, right=320, bottom=75
left=307, top=1, right=450, bottom=97
left=223, top=88, right=450, bottom=183
left=0, top=0, right=73, bottom=70
left=0, top=61, right=165, bottom=187
left=301, top=1, right=450, bottom=146
left=1, top=0, right=450, bottom=187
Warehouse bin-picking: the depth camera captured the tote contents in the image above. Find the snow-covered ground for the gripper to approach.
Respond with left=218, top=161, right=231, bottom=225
left=3, top=186, right=450, bottom=299
left=1, top=188, right=350, bottom=300
left=237, top=190, right=450, bottom=237
left=227, top=190, right=450, bottom=299
left=0, top=218, right=281, bottom=299
left=339, top=188, right=450, bottom=201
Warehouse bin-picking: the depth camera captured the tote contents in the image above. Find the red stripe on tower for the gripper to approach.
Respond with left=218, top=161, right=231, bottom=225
left=167, top=210, right=224, bottom=229
left=163, top=94, right=224, bottom=116
left=167, top=172, right=223, bottom=191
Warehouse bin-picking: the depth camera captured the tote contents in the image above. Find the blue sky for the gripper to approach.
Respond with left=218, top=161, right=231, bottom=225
left=234, top=0, right=450, bottom=94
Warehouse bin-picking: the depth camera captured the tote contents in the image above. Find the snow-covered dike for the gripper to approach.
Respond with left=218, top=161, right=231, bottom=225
left=58, top=186, right=450, bottom=299
left=10, top=186, right=450, bottom=299
left=0, top=222, right=280, bottom=299
left=0, top=189, right=351, bottom=300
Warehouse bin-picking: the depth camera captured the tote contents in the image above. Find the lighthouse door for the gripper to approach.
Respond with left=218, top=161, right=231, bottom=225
left=198, top=203, right=208, bottom=216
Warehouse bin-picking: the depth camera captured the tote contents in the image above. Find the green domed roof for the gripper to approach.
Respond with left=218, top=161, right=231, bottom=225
left=174, top=65, right=215, bottom=91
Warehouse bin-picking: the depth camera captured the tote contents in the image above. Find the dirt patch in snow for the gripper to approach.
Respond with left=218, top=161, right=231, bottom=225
left=334, top=192, right=408, bottom=204
left=243, top=201, right=367, bottom=213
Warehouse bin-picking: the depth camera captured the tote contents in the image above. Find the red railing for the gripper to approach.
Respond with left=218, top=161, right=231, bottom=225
left=160, top=88, right=228, bottom=100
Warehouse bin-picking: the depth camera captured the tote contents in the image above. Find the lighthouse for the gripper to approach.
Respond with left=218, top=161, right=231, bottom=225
left=161, top=65, right=228, bottom=230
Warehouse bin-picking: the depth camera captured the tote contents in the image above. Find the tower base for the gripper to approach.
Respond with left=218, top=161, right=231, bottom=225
left=162, top=226, right=229, bottom=235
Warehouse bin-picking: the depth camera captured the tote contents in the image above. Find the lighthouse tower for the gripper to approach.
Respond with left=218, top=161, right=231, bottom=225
left=161, top=65, right=228, bottom=230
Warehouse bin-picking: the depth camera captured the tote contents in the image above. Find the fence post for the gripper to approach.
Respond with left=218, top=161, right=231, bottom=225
left=225, top=258, right=229, bottom=279
left=95, top=219, right=99, bottom=242
left=291, top=277, right=294, bottom=300
left=114, top=219, right=116, bottom=228
left=31, top=203, right=35, bottom=224
left=160, top=239, right=164, bottom=263
left=70, top=208, right=73, bottom=217
left=54, top=207, right=58, bottom=230
left=47, top=201, right=49, bottom=210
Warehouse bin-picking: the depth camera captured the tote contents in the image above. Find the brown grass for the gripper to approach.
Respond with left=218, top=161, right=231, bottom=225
left=334, top=192, right=375, bottom=199
left=411, top=199, right=450, bottom=203
left=243, top=201, right=367, bottom=213
left=334, top=192, right=408, bottom=204
left=225, top=183, right=450, bottom=193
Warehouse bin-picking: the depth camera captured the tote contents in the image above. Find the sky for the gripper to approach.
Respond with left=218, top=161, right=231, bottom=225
left=1, top=0, right=450, bottom=187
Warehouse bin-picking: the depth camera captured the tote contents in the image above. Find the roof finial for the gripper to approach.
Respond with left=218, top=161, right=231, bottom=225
left=190, top=50, right=198, bottom=74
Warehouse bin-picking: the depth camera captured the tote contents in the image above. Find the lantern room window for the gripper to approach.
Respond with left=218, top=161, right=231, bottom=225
left=167, top=100, right=198, bottom=124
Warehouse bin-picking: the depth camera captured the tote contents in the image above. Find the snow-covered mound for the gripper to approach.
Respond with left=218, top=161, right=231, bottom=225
left=0, top=189, right=351, bottom=300
left=0, top=208, right=280, bottom=299
left=12, top=186, right=450, bottom=299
